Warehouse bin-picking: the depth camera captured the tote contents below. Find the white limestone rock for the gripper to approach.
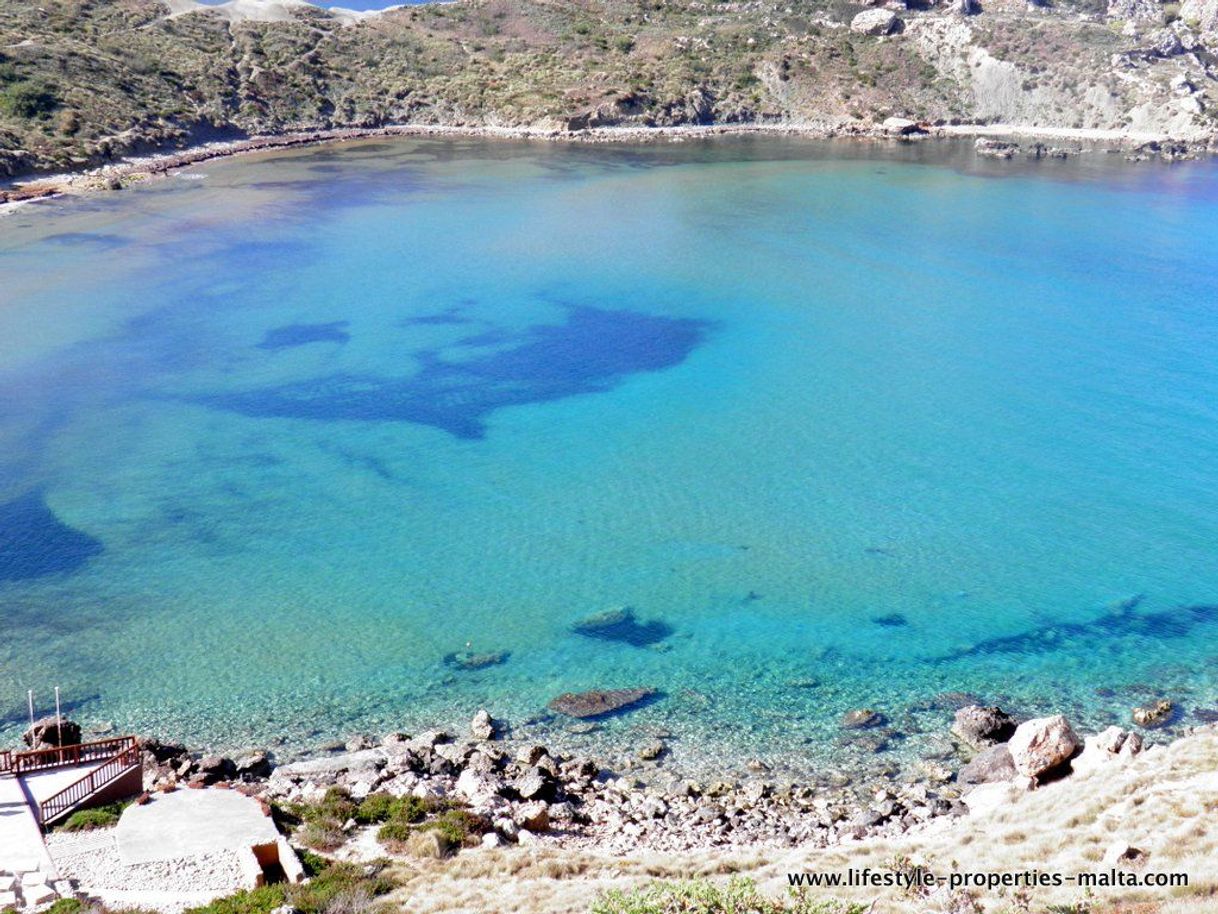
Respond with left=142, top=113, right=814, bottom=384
left=851, top=8, right=900, bottom=34
left=1007, top=715, right=1080, bottom=778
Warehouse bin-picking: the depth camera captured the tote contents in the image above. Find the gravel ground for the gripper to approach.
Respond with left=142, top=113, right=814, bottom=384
left=46, top=830, right=246, bottom=893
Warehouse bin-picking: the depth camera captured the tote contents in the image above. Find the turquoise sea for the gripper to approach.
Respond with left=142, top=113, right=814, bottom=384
left=1, top=137, right=1217, bottom=782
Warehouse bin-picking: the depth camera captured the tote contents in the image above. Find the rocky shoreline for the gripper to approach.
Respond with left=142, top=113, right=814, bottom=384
left=2, top=120, right=1214, bottom=212
left=97, top=700, right=1203, bottom=860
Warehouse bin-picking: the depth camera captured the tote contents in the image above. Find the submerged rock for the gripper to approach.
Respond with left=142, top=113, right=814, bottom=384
left=571, top=607, right=673, bottom=647
left=1132, top=699, right=1175, bottom=728
left=840, top=709, right=886, bottom=730
left=444, top=650, right=509, bottom=671
left=975, top=138, right=1019, bottom=159
left=951, top=705, right=1017, bottom=749
left=548, top=688, right=655, bottom=719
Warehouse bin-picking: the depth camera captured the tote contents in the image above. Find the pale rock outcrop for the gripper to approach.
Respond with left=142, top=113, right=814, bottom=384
left=470, top=709, right=497, bottom=741
left=1071, top=726, right=1143, bottom=775
left=455, top=768, right=496, bottom=801
left=1108, top=0, right=1164, bottom=22
left=1180, top=0, right=1218, bottom=34
left=1007, top=715, right=1080, bottom=778
left=882, top=116, right=923, bottom=135
left=961, top=780, right=1021, bottom=815
left=851, top=9, right=901, bottom=34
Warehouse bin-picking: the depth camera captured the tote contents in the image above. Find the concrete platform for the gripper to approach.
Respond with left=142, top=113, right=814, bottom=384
left=115, top=789, right=281, bottom=866
left=0, top=774, right=56, bottom=879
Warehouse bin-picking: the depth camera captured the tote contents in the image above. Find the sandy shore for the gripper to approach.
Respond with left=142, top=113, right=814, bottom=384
left=1, top=118, right=1210, bottom=212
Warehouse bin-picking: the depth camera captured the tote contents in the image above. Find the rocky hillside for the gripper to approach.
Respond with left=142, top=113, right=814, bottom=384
left=0, top=0, right=1215, bottom=177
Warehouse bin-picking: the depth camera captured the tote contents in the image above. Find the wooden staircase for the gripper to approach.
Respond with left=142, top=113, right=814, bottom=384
left=0, top=736, right=143, bottom=829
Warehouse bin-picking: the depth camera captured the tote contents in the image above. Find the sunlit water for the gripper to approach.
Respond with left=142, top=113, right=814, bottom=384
left=2, top=137, right=1217, bottom=783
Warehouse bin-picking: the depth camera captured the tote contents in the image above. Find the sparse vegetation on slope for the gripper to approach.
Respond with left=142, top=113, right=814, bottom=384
left=0, top=0, right=1212, bottom=179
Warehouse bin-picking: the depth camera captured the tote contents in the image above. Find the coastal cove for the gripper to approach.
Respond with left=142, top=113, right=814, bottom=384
left=2, top=136, right=1218, bottom=785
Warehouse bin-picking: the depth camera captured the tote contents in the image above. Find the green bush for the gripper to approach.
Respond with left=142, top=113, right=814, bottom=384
left=311, top=786, right=357, bottom=823
left=592, top=878, right=870, bottom=914
left=354, top=792, right=430, bottom=825
left=0, top=80, right=59, bottom=119
left=299, top=819, right=346, bottom=852
left=184, top=885, right=286, bottom=914
left=45, top=900, right=84, bottom=914
left=182, top=861, right=395, bottom=914
left=376, top=818, right=414, bottom=843
left=60, top=802, right=126, bottom=832
left=286, top=862, right=395, bottom=913
left=419, top=809, right=488, bottom=847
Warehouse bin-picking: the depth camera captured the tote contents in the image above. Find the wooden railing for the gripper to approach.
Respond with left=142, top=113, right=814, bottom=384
left=39, top=739, right=142, bottom=827
left=11, top=736, right=137, bottom=775
left=0, top=749, right=11, bottom=774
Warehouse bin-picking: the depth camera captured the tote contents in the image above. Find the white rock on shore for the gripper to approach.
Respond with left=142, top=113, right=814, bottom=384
left=1007, top=715, right=1080, bottom=778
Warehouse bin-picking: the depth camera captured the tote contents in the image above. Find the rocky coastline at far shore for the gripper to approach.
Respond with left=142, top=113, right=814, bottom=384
left=98, top=701, right=1205, bottom=860
left=1, top=121, right=1214, bottom=213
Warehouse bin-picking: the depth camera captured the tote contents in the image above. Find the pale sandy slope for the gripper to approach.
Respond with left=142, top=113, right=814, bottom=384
left=161, top=0, right=386, bottom=25
left=387, top=726, right=1218, bottom=914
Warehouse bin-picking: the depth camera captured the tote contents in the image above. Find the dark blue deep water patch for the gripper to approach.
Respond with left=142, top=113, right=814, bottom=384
left=938, top=600, right=1218, bottom=662
left=257, top=321, right=351, bottom=350
left=204, top=306, right=710, bottom=438
left=0, top=491, right=103, bottom=581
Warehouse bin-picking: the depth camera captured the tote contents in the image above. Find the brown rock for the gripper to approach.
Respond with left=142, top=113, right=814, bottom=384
left=548, top=688, right=655, bottom=719
left=23, top=717, right=82, bottom=749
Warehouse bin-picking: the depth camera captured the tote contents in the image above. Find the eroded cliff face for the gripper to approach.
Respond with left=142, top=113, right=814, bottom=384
left=0, top=0, right=1214, bottom=177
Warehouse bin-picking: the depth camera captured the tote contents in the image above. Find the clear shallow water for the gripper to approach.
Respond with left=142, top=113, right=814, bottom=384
left=2, top=137, right=1217, bottom=782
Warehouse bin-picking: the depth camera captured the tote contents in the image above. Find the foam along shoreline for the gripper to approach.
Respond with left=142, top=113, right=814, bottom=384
left=1, top=118, right=1209, bottom=211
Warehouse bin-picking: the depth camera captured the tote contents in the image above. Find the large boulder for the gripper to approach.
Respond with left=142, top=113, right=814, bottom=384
left=234, top=751, right=274, bottom=780
left=23, top=717, right=82, bottom=749
left=470, top=709, right=498, bottom=741
left=957, top=744, right=1017, bottom=789
left=1007, top=715, right=1080, bottom=778
left=952, top=706, right=1017, bottom=749
left=882, top=117, right=923, bottom=136
left=850, top=9, right=900, bottom=34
